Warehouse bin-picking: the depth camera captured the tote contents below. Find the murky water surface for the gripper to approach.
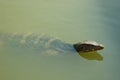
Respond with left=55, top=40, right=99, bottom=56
left=0, top=0, right=120, bottom=80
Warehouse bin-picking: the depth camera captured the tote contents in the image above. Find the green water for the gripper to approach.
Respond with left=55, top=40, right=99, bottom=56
left=0, top=0, right=120, bottom=80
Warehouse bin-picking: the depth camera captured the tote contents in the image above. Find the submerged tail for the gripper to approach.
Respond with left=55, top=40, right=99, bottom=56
left=0, top=33, right=75, bottom=53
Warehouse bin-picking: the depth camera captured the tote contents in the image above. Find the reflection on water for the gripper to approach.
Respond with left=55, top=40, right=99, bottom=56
left=79, top=52, right=103, bottom=61
left=0, top=0, right=120, bottom=80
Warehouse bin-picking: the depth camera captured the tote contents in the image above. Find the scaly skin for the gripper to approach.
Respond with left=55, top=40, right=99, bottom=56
left=73, top=41, right=104, bottom=53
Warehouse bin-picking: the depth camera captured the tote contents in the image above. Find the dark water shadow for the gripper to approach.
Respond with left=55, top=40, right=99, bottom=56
left=78, top=51, right=103, bottom=61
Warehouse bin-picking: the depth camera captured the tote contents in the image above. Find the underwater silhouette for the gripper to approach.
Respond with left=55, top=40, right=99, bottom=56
left=0, top=33, right=104, bottom=61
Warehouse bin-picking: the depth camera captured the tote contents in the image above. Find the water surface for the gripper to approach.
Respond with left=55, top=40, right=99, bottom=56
left=0, top=0, right=120, bottom=80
